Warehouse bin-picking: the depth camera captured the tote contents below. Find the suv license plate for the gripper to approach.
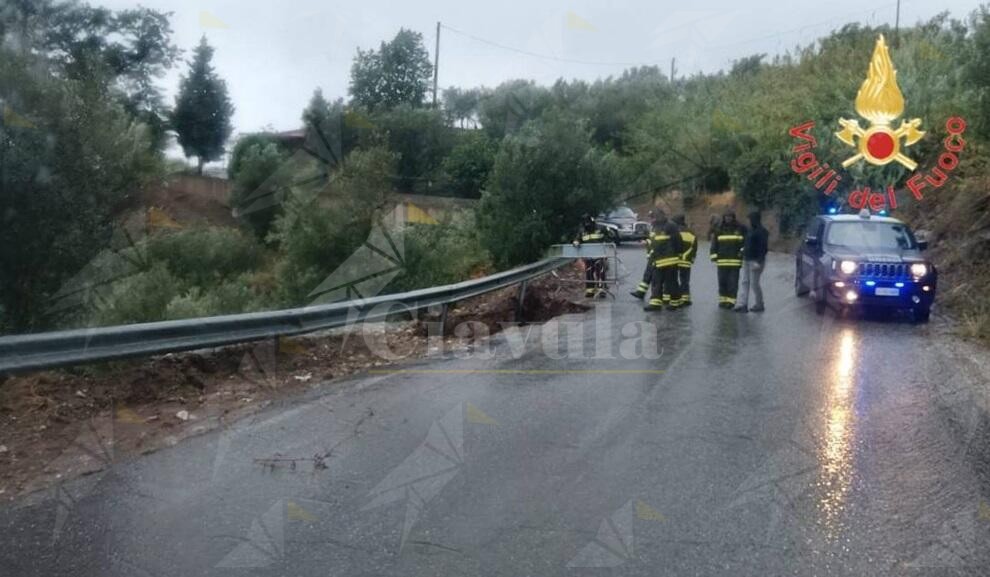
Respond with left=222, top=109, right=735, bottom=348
left=875, top=287, right=900, bottom=297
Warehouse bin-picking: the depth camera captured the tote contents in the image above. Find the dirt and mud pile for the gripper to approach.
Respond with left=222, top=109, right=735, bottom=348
left=0, top=265, right=587, bottom=500
left=902, top=176, right=990, bottom=340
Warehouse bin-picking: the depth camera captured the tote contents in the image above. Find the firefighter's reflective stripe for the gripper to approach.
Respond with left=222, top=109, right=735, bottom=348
left=581, top=232, right=606, bottom=243
left=718, top=296, right=737, bottom=304
left=650, top=228, right=681, bottom=271
left=648, top=298, right=663, bottom=306
left=678, top=231, right=697, bottom=267
left=711, top=228, right=744, bottom=266
left=635, top=281, right=649, bottom=293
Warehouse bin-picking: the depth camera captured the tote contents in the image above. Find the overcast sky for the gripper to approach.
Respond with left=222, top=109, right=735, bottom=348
left=98, top=0, right=985, bottom=135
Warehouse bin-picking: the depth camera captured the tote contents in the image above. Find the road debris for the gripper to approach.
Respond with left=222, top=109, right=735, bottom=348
left=254, top=453, right=330, bottom=472
left=0, top=266, right=583, bottom=501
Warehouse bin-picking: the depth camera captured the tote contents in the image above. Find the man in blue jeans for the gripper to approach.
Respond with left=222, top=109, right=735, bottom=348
left=735, top=211, right=769, bottom=313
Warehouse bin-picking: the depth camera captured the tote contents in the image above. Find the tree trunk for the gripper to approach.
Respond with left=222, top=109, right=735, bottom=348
left=197, top=157, right=204, bottom=176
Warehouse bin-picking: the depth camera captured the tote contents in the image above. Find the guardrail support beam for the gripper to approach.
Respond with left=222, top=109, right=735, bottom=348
left=516, top=280, right=529, bottom=322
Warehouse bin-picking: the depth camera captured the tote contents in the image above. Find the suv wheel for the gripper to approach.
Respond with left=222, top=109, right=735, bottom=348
left=795, top=262, right=810, bottom=297
left=814, top=273, right=827, bottom=315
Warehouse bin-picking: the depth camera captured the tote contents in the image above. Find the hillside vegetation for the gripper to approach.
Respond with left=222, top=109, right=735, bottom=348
left=2, top=2, right=989, bottom=339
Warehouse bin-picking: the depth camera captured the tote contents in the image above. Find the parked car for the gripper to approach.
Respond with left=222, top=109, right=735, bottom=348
left=795, top=210, right=937, bottom=322
left=597, top=206, right=651, bottom=244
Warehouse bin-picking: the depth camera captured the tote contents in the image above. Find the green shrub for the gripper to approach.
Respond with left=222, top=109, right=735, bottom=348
left=82, top=229, right=270, bottom=326
left=389, top=217, right=491, bottom=293
left=0, top=45, right=162, bottom=333
left=146, top=228, right=263, bottom=287
left=228, top=139, right=292, bottom=239
left=90, top=263, right=181, bottom=326
left=437, top=131, right=496, bottom=198
left=479, top=112, right=617, bottom=267
left=163, top=276, right=262, bottom=320
left=360, top=106, right=453, bottom=194
left=228, top=133, right=282, bottom=181
left=272, top=147, right=396, bottom=306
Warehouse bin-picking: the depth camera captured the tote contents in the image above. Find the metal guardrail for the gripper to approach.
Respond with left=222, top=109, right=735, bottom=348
left=0, top=257, right=570, bottom=375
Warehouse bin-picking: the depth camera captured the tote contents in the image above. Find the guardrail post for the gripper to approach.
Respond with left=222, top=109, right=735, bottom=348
left=516, top=280, right=529, bottom=321
left=440, top=303, right=449, bottom=337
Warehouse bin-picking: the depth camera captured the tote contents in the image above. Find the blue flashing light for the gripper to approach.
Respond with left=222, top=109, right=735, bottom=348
left=895, top=282, right=905, bottom=288
left=866, top=281, right=876, bottom=287
left=878, top=210, right=889, bottom=216
left=828, top=207, right=839, bottom=214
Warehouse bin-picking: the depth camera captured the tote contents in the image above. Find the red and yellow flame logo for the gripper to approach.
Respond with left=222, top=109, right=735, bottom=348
left=836, top=35, right=925, bottom=170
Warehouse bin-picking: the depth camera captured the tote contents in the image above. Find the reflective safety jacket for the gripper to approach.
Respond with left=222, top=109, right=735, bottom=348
left=678, top=229, right=697, bottom=268
left=710, top=224, right=746, bottom=267
left=649, top=222, right=684, bottom=269
left=579, top=228, right=606, bottom=244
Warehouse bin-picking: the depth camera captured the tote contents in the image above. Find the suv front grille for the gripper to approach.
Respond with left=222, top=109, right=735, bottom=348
left=859, top=262, right=907, bottom=278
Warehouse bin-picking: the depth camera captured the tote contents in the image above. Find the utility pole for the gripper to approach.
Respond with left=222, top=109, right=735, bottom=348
left=894, top=0, right=901, bottom=46
left=670, top=58, right=676, bottom=83
left=432, top=21, right=441, bottom=109
left=0, top=99, right=6, bottom=194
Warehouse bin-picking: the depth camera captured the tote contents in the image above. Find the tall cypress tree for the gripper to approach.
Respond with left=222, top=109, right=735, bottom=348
left=172, top=36, right=234, bottom=174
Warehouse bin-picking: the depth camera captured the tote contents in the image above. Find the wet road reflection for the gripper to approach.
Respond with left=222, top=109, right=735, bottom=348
left=817, top=328, right=859, bottom=538
left=4, top=246, right=987, bottom=577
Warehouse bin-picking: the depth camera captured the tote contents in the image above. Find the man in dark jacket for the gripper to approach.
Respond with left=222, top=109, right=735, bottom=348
left=734, top=211, right=769, bottom=312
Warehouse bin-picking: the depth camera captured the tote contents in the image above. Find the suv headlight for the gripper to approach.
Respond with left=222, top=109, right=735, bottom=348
left=839, top=260, right=858, bottom=275
left=910, top=263, right=929, bottom=277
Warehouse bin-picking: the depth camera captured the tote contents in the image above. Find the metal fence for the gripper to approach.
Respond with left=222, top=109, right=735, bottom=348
left=0, top=257, right=570, bottom=375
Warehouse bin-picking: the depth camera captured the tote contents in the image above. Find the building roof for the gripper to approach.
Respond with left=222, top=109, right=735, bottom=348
left=272, top=129, right=307, bottom=142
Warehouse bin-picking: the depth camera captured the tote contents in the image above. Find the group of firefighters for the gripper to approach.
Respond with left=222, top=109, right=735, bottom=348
left=576, top=208, right=768, bottom=312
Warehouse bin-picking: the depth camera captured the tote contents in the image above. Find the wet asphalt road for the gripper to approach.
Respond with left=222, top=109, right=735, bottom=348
left=1, top=244, right=988, bottom=576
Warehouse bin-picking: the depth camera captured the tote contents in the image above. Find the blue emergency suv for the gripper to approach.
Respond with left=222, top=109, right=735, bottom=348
left=795, top=210, right=937, bottom=322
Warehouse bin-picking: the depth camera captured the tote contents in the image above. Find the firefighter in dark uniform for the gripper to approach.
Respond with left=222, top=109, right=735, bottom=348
left=645, top=211, right=684, bottom=311
left=630, top=212, right=655, bottom=299
left=673, top=214, right=697, bottom=306
left=710, top=209, right=747, bottom=309
left=576, top=215, right=608, bottom=299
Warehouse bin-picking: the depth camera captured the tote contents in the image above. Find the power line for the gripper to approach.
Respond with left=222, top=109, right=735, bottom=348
left=706, top=1, right=905, bottom=52
left=439, top=23, right=666, bottom=68
left=443, top=1, right=909, bottom=72
left=432, top=21, right=441, bottom=108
